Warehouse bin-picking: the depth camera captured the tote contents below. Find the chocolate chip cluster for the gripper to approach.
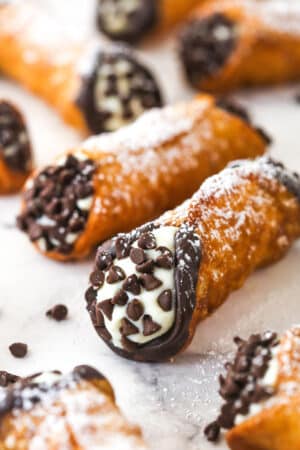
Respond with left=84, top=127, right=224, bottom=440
left=0, top=101, right=32, bottom=172
left=17, top=154, right=96, bottom=255
left=179, top=13, right=236, bottom=86
left=77, top=51, right=163, bottom=134
left=86, top=228, right=175, bottom=348
left=204, top=331, right=279, bottom=442
left=97, top=0, right=157, bottom=42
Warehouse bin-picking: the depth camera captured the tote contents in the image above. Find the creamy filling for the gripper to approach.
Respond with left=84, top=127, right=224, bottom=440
left=94, top=226, right=178, bottom=349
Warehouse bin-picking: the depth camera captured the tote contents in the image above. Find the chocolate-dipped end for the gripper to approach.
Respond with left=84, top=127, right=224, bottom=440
left=204, top=332, right=280, bottom=442
left=230, top=157, right=300, bottom=203
left=0, top=100, right=32, bottom=173
left=17, top=153, right=96, bottom=255
left=179, top=13, right=237, bottom=87
left=97, top=0, right=157, bottom=43
left=85, top=222, right=202, bottom=362
left=0, top=366, right=105, bottom=419
left=77, top=48, right=162, bottom=134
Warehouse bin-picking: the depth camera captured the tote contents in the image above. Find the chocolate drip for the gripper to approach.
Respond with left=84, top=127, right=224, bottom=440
left=77, top=47, right=162, bottom=134
left=97, top=0, right=157, bottom=42
left=0, top=101, right=32, bottom=172
left=179, top=13, right=237, bottom=87
left=86, top=222, right=202, bottom=362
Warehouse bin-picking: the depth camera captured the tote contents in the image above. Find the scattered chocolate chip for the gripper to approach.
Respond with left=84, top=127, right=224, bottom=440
left=85, top=286, right=97, bottom=305
left=106, top=265, right=125, bottom=284
left=130, top=247, right=146, bottom=265
left=143, top=315, right=161, bottom=336
left=0, top=371, right=19, bottom=387
left=137, top=232, right=156, bottom=250
left=73, top=365, right=105, bottom=381
left=89, top=270, right=105, bottom=288
left=139, top=273, right=162, bottom=291
left=157, top=290, right=173, bottom=311
left=120, top=318, right=139, bottom=336
left=127, top=299, right=144, bottom=321
left=179, top=13, right=237, bottom=87
left=112, top=289, right=128, bottom=306
left=136, top=259, right=155, bottom=273
left=123, top=274, right=141, bottom=295
left=155, top=247, right=173, bottom=269
left=9, top=343, right=28, bottom=358
left=204, top=421, right=220, bottom=442
left=98, top=299, right=114, bottom=320
left=115, top=236, right=130, bottom=259
left=46, top=304, right=68, bottom=321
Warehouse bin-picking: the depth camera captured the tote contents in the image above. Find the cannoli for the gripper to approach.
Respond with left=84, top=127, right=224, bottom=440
left=0, top=100, right=33, bottom=194
left=178, top=0, right=300, bottom=92
left=0, top=1, right=162, bottom=135
left=205, top=326, right=300, bottom=450
left=85, top=157, right=300, bottom=362
left=16, top=95, right=267, bottom=261
left=97, top=0, right=202, bottom=43
left=0, top=365, right=147, bottom=449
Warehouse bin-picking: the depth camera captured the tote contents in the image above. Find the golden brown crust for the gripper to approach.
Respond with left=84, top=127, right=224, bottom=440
left=180, top=0, right=300, bottom=92
left=226, top=327, right=300, bottom=450
left=19, top=96, right=266, bottom=261
left=0, top=158, right=31, bottom=194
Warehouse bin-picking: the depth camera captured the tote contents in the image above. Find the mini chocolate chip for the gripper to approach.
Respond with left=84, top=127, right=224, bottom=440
left=127, top=299, right=144, bottom=321
left=137, top=232, right=156, bottom=249
left=218, top=403, right=235, bottom=429
left=219, top=378, right=240, bottom=400
left=130, top=247, right=146, bottom=265
left=111, top=289, right=128, bottom=306
left=98, top=299, right=114, bottom=320
left=139, top=274, right=162, bottom=291
left=157, top=290, right=173, bottom=311
left=0, top=371, right=19, bottom=387
left=98, top=327, right=112, bottom=341
left=9, top=343, right=28, bottom=358
left=120, top=318, right=139, bottom=336
left=95, top=306, right=105, bottom=327
left=204, top=421, right=220, bottom=442
left=85, top=286, right=97, bottom=304
left=73, top=365, right=105, bottom=381
left=136, top=259, right=154, bottom=273
left=28, top=223, right=43, bottom=241
left=123, top=274, right=141, bottom=295
left=46, top=304, right=68, bottom=321
left=115, top=236, right=130, bottom=259
left=106, top=265, right=125, bottom=284
left=156, top=247, right=173, bottom=269
left=143, top=315, right=161, bottom=336
left=97, top=252, right=113, bottom=270
left=90, top=270, right=105, bottom=288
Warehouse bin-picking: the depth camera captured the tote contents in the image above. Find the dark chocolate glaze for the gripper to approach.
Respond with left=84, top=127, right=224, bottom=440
left=230, top=157, right=300, bottom=202
left=76, top=47, right=162, bottom=135
left=97, top=0, right=157, bottom=43
left=86, top=222, right=202, bottom=362
left=0, top=366, right=105, bottom=418
left=179, top=13, right=237, bottom=87
left=0, top=100, right=32, bottom=172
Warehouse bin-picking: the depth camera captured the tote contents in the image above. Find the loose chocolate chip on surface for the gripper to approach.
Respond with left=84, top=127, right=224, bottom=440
left=157, top=290, right=173, bottom=311
left=120, top=318, right=139, bottom=337
left=137, top=232, right=156, bottom=250
left=139, top=274, right=162, bottom=291
left=130, top=247, right=146, bottom=265
left=107, top=265, right=125, bottom=284
left=143, top=315, right=161, bottom=336
left=90, top=270, right=105, bottom=287
left=127, top=299, right=144, bottom=321
left=123, top=274, right=141, bottom=295
left=98, top=299, right=114, bottom=320
left=112, top=289, right=128, bottom=306
left=46, top=304, right=68, bottom=321
left=204, top=421, right=220, bottom=442
left=0, top=371, right=19, bottom=387
left=9, top=343, right=28, bottom=358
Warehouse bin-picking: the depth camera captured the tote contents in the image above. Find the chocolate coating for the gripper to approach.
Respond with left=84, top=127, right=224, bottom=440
left=179, top=13, right=237, bottom=87
left=0, top=100, right=32, bottom=172
left=97, top=0, right=157, bottom=43
left=77, top=47, right=162, bottom=134
left=86, top=222, right=202, bottom=362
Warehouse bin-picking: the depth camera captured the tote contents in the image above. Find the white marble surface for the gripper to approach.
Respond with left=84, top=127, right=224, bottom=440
left=1, top=1, right=300, bottom=449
